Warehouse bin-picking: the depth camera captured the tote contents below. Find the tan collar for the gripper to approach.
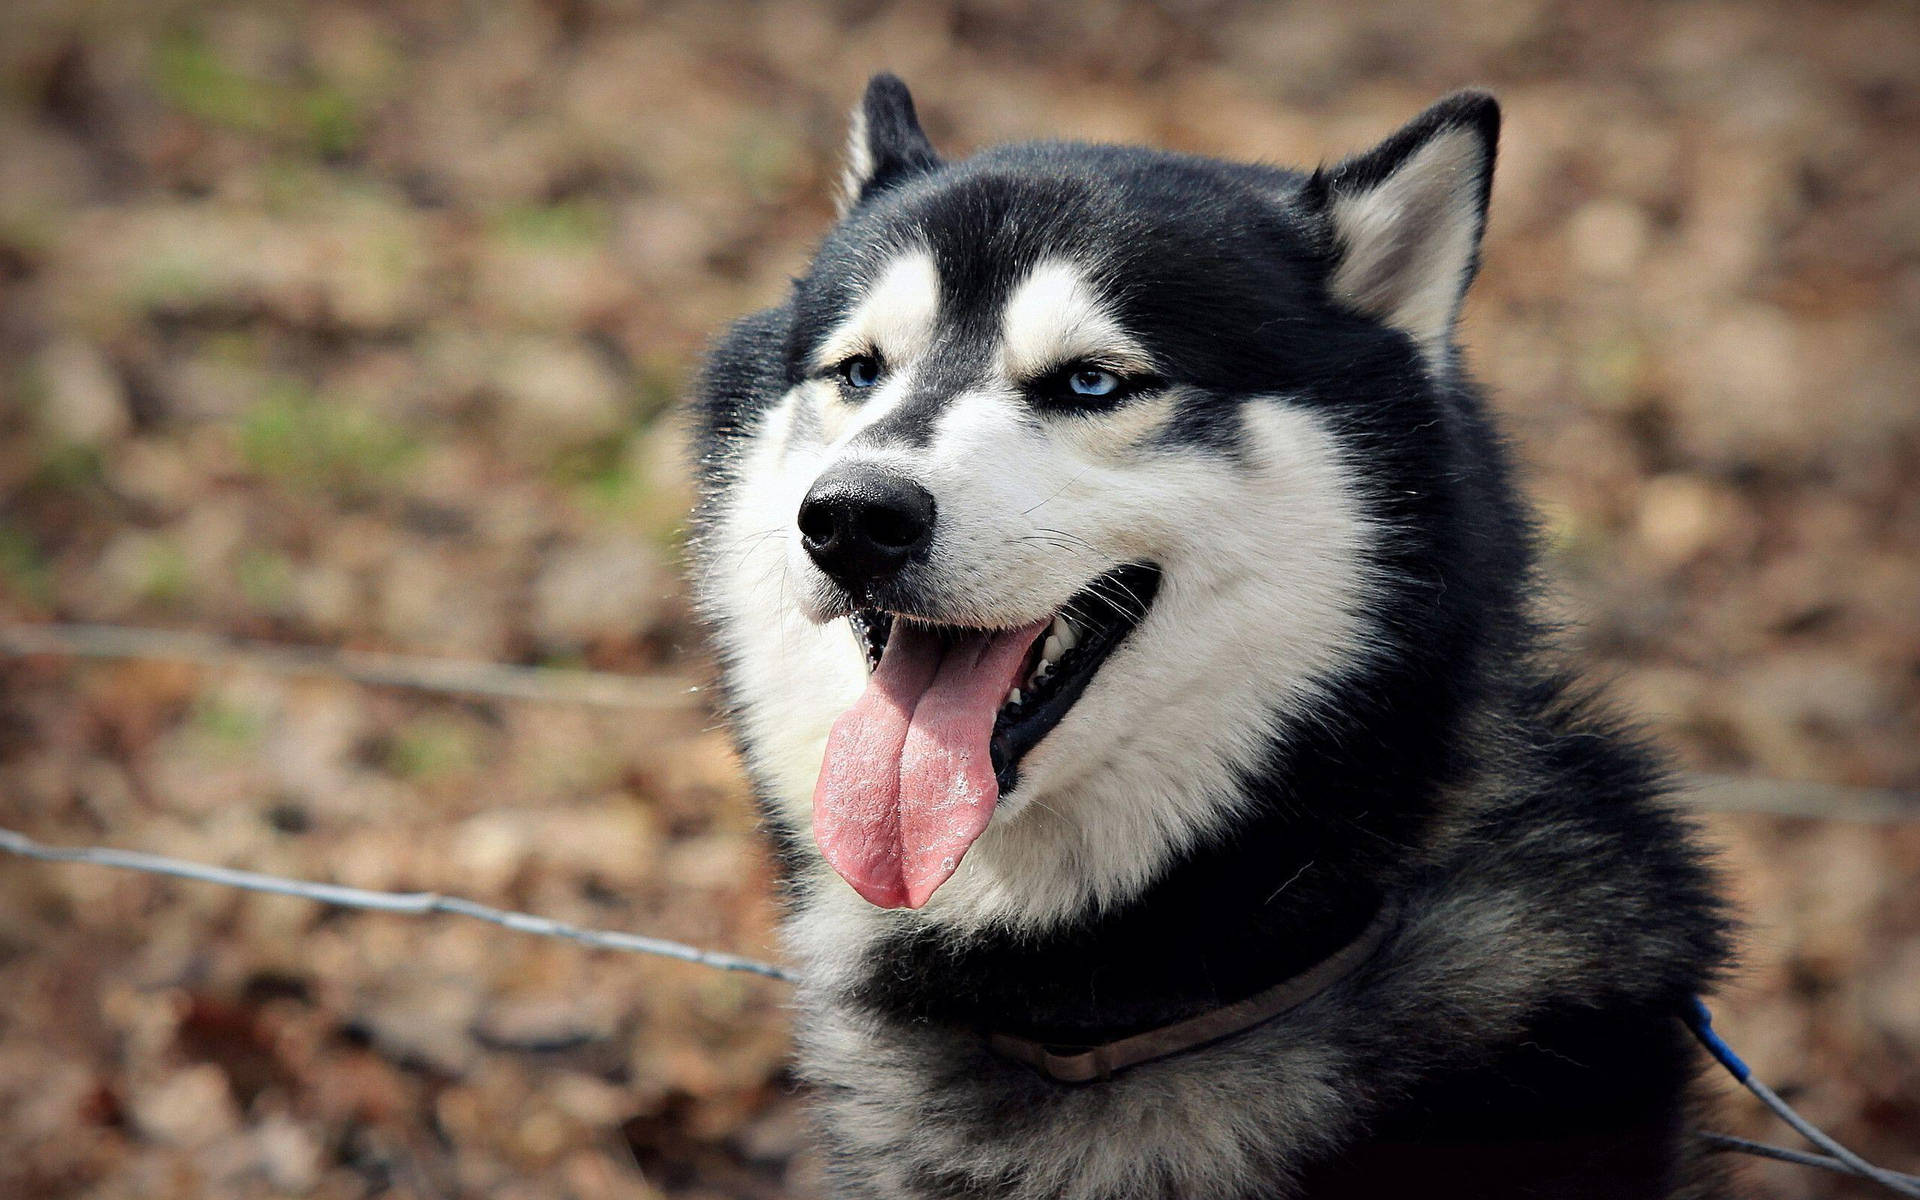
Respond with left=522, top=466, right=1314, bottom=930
left=986, top=902, right=1399, bottom=1085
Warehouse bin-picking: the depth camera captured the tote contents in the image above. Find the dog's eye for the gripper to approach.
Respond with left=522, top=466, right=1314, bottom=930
left=1068, top=368, right=1120, bottom=397
left=839, top=355, right=883, bottom=389
left=1034, top=362, right=1154, bottom=409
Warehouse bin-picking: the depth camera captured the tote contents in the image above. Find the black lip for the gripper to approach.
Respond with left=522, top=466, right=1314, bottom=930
left=848, top=563, right=1163, bottom=795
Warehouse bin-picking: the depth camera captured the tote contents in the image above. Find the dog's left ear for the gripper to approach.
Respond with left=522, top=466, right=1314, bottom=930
left=1304, top=91, right=1500, bottom=363
left=838, top=74, right=942, bottom=215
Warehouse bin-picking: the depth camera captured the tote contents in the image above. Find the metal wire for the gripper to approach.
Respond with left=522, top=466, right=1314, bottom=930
left=1740, top=1073, right=1920, bottom=1197
left=0, top=621, right=701, bottom=710
left=1687, top=999, right=1920, bottom=1197
left=1700, top=1132, right=1920, bottom=1187
left=0, top=826, right=794, bottom=982
left=7, top=826, right=1917, bottom=1190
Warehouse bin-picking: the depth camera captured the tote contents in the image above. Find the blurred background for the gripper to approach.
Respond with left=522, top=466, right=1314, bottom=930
left=0, top=2, right=1914, bottom=1197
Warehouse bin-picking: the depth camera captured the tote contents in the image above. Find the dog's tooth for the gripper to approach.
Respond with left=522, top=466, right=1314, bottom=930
left=1052, top=616, right=1078, bottom=651
left=1030, top=661, right=1052, bottom=686
left=1041, top=634, right=1064, bottom=665
left=1005, top=688, right=1022, bottom=707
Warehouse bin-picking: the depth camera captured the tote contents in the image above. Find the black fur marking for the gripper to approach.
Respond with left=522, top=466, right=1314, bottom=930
left=1304, top=89, right=1500, bottom=233
left=847, top=73, right=942, bottom=209
left=1155, top=386, right=1250, bottom=458
left=850, top=343, right=989, bottom=449
left=794, top=138, right=1366, bottom=449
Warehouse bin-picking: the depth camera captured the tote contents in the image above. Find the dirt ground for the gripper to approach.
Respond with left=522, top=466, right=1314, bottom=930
left=0, top=2, right=1916, bottom=1197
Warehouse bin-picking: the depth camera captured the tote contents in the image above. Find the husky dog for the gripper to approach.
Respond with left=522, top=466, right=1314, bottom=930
left=689, top=75, right=1731, bottom=1199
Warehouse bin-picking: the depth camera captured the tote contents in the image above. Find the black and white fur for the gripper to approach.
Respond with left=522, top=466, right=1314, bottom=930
left=690, top=75, right=1732, bottom=1199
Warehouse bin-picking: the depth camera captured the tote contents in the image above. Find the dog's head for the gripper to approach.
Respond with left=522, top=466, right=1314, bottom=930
left=693, top=76, right=1501, bottom=928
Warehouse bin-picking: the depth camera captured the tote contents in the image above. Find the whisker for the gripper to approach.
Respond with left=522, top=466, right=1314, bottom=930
left=1021, top=469, right=1091, bottom=517
left=1014, top=535, right=1080, bottom=553
left=733, top=527, right=789, bottom=569
left=732, top=525, right=786, bottom=548
left=1022, top=797, right=1069, bottom=827
left=1080, top=574, right=1151, bottom=624
left=1032, top=526, right=1100, bottom=555
left=1060, top=599, right=1099, bottom=629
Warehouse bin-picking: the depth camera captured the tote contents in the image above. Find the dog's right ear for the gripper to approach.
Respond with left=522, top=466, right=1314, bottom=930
left=838, top=74, right=941, bottom=215
left=1302, top=91, right=1500, bottom=366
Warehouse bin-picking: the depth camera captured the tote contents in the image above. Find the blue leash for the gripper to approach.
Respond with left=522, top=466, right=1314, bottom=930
left=1686, top=999, right=1920, bottom=1195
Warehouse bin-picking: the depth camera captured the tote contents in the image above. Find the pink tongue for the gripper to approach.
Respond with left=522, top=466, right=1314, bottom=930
left=813, top=619, right=1045, bottom=908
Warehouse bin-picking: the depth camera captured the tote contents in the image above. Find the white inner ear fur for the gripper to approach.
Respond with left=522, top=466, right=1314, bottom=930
left=812, top=249, right=941, bottom=374
left=836, top=103, right=874, bottom=217
left=1327, top=126, right=1487, bottom=363
left=1000, top=260, right=1154, bottom=380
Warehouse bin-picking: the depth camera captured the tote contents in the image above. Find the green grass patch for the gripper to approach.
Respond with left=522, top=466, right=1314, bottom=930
left=1576, top=332, right=1649, bottom=411
left=201, top=330, right=266, bottom=366
left=190, top=693, right=267, bottom=750
left=633, top=357, right=683, bottom=427
left=0, top=209, right=56, bottom=262
left=546, top=433, right=682, bottom=552
left=153, top=27, right=368, bottom=157
left=32, top=441, right=107, bottom=495
left=545, top=424, right=687, bottom=549
left=126, top=252, right=218, bottom=315
left=382, top=714, right=481, bottom=783
left=489, top=199, right=613, bottom=248
left=137, top=538, right=192, bottom=606
left=238, top=382, right=418, bottom=500
left=549, top=433, right=639, bottom=508
left=729, top=120, right=804, bottom=203
left=542, top=357, right=687, bottom=524
left=298, top=85, right=363, bottom=158
left=0, top=527, right=53, bottom=607
left=235, top=548, right=294, bottom=610
left=154, top=28, right=276, bottom=137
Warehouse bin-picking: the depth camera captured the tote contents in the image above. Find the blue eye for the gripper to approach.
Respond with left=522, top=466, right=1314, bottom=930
left=1032, top=363, right=1159, bottom=409
left=1068, top=368, right=1120, bottom=397
left=841, top=355, right=882, bottom=389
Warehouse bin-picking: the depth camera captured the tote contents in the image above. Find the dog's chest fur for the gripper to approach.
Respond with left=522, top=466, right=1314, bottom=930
left=783, top=737, right=1725, bottom=1200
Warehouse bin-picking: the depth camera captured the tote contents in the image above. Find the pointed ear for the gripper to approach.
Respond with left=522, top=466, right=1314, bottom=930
left=838, top=73, right=941, bottom=215
left=1305, top=91, right=1500, bottom=363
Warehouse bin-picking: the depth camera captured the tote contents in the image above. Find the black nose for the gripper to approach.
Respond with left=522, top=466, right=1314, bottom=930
left=798, top=465, right=936, bottom=591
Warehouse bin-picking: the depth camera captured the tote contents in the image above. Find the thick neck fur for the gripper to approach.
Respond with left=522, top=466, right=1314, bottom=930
left=786, top=660, right=1731, bottom=1199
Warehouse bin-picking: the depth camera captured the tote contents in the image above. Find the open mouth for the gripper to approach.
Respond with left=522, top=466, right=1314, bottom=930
left=849, top=563, right=1163, bottom=795
left=811, top=563, right=1161, bottom=910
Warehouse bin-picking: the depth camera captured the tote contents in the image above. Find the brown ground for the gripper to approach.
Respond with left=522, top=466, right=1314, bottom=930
left=0, top=2, right=1916, bottom=1197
